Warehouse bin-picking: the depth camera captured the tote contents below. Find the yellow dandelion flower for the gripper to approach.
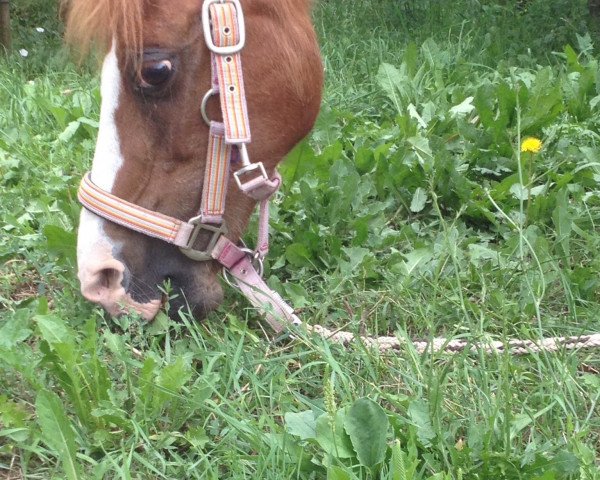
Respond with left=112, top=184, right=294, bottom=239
left=521, top=137, right=543, bottom=153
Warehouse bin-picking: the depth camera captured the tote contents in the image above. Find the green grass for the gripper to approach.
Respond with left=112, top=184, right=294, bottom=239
left=1, top=0, right=600, bottom=478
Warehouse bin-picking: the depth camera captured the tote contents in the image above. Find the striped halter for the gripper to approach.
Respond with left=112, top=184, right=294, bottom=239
left=78, top=0, right=299, bottom=331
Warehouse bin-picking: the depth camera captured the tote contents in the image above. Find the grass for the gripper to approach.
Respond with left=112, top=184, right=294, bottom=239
left=1, top=0, right=600, bottom=478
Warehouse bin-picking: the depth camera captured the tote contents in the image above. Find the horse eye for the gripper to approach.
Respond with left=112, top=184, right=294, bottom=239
left=138, top=59, right=173, bottom=88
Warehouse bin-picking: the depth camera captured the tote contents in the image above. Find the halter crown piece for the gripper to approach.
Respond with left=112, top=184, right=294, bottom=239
left=78, top=0, right=300, bottom=332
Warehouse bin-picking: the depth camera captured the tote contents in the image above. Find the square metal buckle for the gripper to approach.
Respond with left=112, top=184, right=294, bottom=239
left=202, top=0, right=246, bottom=56
left=234, top=162, right=269, bottom=190
left=179, top=218, right=228, bottom=261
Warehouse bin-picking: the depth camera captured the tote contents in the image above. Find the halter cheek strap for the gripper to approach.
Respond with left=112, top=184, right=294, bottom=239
left=77, top=0, right=297, bottom=332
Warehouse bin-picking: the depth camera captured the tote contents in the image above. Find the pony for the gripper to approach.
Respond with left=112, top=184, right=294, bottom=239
left=64, top=0, right=323, bottom=320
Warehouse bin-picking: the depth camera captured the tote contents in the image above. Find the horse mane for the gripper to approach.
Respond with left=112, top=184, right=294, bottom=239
left=62, top=0, right=144, bottom=59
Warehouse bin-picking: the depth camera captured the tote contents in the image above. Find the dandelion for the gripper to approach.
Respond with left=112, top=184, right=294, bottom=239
left=520, top=136, right=542, bottom=226
left=521, top=137, right=542, bottom=153
left=19, top=49, right=29, bottom=58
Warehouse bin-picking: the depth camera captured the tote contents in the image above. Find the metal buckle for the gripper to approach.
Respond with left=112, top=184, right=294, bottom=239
left=179, top=218, right=228, bottom=261
left=233, top=144, right=268, bottom=190
left=234, top=162, right=269, bottom=190
left=202, top=0, right=246, bottom=56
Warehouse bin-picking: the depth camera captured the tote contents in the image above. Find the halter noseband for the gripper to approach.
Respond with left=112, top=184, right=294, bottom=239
left=78, top=0, right=299, bottom=331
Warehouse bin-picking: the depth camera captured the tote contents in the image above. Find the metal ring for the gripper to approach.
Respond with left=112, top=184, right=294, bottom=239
left=201, top=88, right=217, bottom=126
left=222, top=266, right=237, bottom=289
left=221, top=248, right=264, bottom=287
left=239, top=247, right=264, bottom=277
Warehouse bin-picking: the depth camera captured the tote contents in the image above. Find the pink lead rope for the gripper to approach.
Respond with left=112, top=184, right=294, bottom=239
left=78, top=0, right=297, bottom=332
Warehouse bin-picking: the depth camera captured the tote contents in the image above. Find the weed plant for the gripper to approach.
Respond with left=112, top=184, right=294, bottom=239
left=1, top=0, right=600, bottom=478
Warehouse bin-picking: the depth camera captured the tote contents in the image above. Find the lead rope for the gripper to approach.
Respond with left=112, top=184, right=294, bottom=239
left=301, top=325, right=600, bottom=356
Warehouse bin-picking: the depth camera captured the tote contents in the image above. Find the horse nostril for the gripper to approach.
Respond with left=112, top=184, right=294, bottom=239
left=79, top=260, right=126, bottom=305
left=78, top=257, right=161, bottom=320
left=99, top=268, right=121, bottom=289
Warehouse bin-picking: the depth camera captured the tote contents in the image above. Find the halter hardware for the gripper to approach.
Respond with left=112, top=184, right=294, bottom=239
left=180, top=218, right=228, bottom=261
left=234, top=162, right=269, bottom=190
left=201, top=88, right=217, bottom=126
left=202, top=0, right=246, bottom=55
left=233, top=144, right=269, bottom=190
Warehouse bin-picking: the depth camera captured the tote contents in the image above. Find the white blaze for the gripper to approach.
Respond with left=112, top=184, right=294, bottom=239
left=77, top=45, right=124, bottom=265
left=91, top=44, right=124, bottom=191
left=76, top=46, right=162, bottom=320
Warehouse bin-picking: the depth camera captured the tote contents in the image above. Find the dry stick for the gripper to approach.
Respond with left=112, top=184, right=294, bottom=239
left=301, top=324, right=600, bottom=356
left=0, top=0, right=10, bottom=54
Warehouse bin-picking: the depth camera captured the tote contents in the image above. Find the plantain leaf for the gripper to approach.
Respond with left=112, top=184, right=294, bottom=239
left=408, top=400, right=435, bottom=447
left=327, top=465, right=357, bottom=480
left=343, top=398, right=389, bottom=470
left=285, top=410, right=317, bottom=441
left=315, top=408, right=355, bottom=459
